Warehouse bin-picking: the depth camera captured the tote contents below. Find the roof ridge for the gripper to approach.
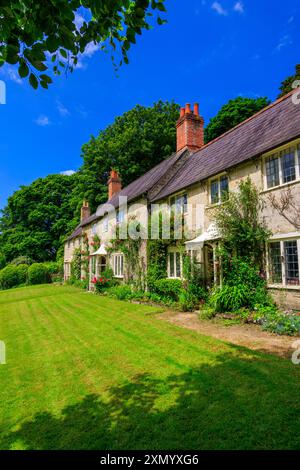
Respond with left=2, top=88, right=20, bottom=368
left=192, top=88, right=298, bottom=156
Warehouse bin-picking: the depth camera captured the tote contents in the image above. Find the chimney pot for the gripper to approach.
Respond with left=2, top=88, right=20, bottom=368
left=176, top=102, right=204, bottom=153
left=185, top=103, right=191, bottom=114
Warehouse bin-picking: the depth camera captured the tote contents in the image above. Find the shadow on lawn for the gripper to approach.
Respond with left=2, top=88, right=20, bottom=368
left=2, top=349, right=300, bottom=450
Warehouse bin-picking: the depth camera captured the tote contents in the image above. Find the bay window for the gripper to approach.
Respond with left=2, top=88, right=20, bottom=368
left=268, top=239, right=300, bottom=286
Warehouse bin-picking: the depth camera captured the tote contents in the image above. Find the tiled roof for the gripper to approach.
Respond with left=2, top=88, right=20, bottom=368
left=151, top=91, right=300, bottom=201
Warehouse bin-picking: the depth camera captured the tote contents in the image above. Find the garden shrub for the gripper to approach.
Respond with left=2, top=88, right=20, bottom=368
left=179, top=290, right=199, bottom=312
left=44, top=261, right=63, bottom=282
left=105, top=285, right=133, bottom=301
left=154, top=278, right=182, bottom=302
left=0, top=265, right=21, bottom=289
left=16, top=264, right=29, bottom=285
left=199, top=306, right=216, bottom=320
left=259, top=312, right=300, bottom=336
left=209, top=284, right=252, bottom=313
left=28, top=263, right=51, bottom=285
left=10, top=256, right=33, bottom=266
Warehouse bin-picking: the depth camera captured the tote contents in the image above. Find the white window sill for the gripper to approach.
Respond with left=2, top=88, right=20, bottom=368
left=261, top=179, right=300, bottom=194
left=114, top=275, right=124, bottom=279
left=268, top=284, right=300, bottom=291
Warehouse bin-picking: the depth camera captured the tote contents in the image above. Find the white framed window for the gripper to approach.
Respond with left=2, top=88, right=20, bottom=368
left=103, top=217, right=108, bottom=232
left=113, top=254, right=124, bottom=277
left=268, top=239, right=300, bottom=287
left=170, top=193, right=188, bottom=215
left=168, top=250, right=182, bottom=278
left=91, top=224, right=97, bottom=235
left=264, top=144, right=300, bottom=189
left=210, top=174, right=229, bottom=204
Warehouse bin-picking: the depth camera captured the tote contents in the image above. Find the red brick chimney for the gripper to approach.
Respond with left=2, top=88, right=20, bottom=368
left=108, top=170, right=122, bottom=200
left=81, top=200, right=90, bottom=222
left=176, top=103, right=204, bottom=152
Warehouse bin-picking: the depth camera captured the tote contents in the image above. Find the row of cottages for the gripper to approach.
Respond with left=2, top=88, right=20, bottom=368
left=64, top=90, right=300, bottom=309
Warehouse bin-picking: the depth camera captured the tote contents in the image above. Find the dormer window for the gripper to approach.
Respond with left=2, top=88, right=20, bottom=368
left=210, top=175, right=229, bottom=204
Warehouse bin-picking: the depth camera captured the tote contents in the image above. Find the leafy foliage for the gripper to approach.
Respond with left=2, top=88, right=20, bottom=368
left=0, top=265, right=22, bottom=289
left=213, top=177, right=271, bottom=266
left=153, top=278, right=182, bottom=302
left=278, top=64, right=300, bottom=98
left=0, top=0, right=167, bottom=88
left=10, top=256, right=33, bottom=266
left=258, top=311, right=300, bottom=336
left=204, top=97, right=270, bottom=143
left=28, top=263, right=51, bottom=285
left=0, top=174, right=81, bottom=263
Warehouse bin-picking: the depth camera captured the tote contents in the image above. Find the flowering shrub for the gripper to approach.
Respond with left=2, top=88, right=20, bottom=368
left=92, top=276, right=110, bottom=293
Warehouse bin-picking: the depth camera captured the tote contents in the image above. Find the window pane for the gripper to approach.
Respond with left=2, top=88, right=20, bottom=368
left=266, top=155, right=280, bottom=188
left=169, top=253, right=174, bottom=277
left=269, top=242, right=282, bottom=284
left=183, top=193, right=188, bottom=213
left=211, top=180, right=219, bottom=204
left=284, top=241, right=299, bottom=285
left=120, top=255, right=124, bottom=276
left=176, top=252, right=181, bottom=278
left=281, top=148, right=296, bottom=183
left=220, top=176, right=229, bottom=201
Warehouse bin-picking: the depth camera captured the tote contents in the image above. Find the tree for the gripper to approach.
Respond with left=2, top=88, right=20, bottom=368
left=79, top=100, right=179, bottom=211
left=0, top=174, right=82, bottom=263
left=0, top=0, right=167, bottom=89
left=213, top=177, right=271, bottom=266
left=278, top=64, right=300, bottom=99
left=204, top=97, right=270, bottom=144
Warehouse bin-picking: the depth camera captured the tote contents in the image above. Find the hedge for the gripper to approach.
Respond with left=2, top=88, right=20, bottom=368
left=28, top=263, right=51, bottom=285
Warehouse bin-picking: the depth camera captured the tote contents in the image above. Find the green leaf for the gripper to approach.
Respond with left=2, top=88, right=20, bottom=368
left=29, top=73, right=38, bottom=89
left=60, top=48, right=67, bottom=59
left=40, top=74, right=53, bottom=84
left=18, top=62, right=29, bottom=78
left=32, top=61, right=47, bottom=72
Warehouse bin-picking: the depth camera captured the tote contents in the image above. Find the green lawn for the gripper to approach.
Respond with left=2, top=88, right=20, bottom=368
left=0, top=284, right=300, bottom=450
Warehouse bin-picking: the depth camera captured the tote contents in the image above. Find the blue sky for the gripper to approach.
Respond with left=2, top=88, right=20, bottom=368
left=0, top=0, right=299, bottom=209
